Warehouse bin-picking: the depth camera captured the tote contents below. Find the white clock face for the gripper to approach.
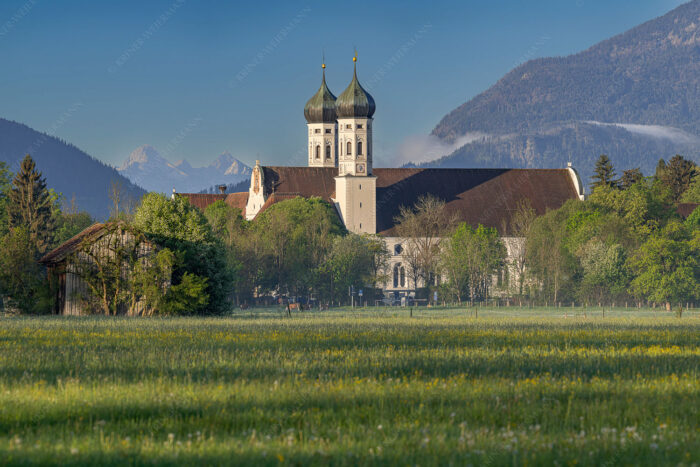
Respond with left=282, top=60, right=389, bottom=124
left=356, top=163, right=365, bottom=173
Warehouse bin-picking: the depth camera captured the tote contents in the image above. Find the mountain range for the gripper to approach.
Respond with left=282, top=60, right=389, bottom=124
left=0, top=118, right=145, bottom=219
left=117, top=146, right=251, bottom=195
left=423, top=0, right=700, bottom=184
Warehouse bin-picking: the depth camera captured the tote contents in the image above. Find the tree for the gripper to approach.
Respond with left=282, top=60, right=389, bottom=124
left=660, top=155, right=697, bottom=203
left=0, top=227, right=52, bottom=313
left=591, top=154, right=617, bottom=191
left=204, top=201, right=248, bottom=303
left=628, top=220, right=698, bottom=310
left=252, top=197, right=345, bottom=302
left=365, top=235, right=390, bottom=298
left=0, top=162, right=12, bottom=238
left=680, top=175, right=700, bottom=203
left=588, top=180, right=670, bottom=240
left=654, top=158, right=667, bottom=180
left=133, top=193, right=230, bottom=314
left=7, top=154, right=55, bottom=253
left=441, top=223, right=505, bottom=303
left=52, top=195, right=94, bottom=247
left=394, top=195, right=456, bottom=291
left=132, top=248, right=209, bottom=315
left=619, top=168, right=644, bottom=190
left=577, top=239, right=629, bottom=304
left=325, top=234, right=377, bottom=304
left=508, top=199, right=536, bottom=296
left=108, top=179, right=138, bottom=221
left=526, top=202, right=579, bottom=303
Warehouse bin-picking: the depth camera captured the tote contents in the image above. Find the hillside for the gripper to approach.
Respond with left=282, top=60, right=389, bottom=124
left=427, top=0, right=700, bottom=182
left=118, top=146, right=251, bottom=194
left=0, top=118, right=145, bottom=219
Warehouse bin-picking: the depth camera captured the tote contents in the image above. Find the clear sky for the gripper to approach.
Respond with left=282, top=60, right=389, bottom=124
left=0, top=0, right=688, bottom=168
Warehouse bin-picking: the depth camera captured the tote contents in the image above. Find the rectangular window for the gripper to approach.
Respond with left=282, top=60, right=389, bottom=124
left=346, top=124, right=352, bottom=129
left=314, top=129, right=321, bottom=134
left=325, top=129, right=331, bottom=134
left=357, top=124, right=363, bottom=129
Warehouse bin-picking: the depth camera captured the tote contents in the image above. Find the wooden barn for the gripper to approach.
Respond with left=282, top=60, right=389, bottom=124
left=39, top=222, right=165, bottom=315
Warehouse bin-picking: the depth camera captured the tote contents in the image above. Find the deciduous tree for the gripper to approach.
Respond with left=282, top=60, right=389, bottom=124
left=628, top=220, right=698, bottom=311
left=394, top=194, right=456, bottom=290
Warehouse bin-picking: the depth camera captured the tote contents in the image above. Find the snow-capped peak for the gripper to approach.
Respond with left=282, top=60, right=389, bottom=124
left=117, top=146, right=252, bottom=194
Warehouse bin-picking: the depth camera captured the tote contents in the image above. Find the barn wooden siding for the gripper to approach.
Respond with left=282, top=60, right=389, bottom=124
left=42, top=224, right=163, bottom=316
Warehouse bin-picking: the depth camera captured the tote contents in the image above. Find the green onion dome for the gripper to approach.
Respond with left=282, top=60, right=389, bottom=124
left=336, top=59, right=375, bottom=119
left=304, top=65, right=337, bottom=124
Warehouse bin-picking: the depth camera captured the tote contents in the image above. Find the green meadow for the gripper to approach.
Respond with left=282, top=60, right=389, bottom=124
left=0, top=308, right=698, bottom=465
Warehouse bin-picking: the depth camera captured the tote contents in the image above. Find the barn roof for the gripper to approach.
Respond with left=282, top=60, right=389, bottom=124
left=40, top=223, right=107, bottom=264
left=39, top=222, right=135, bottom=265
left=175, top=166, right=581, bottom=236
left=40, top=222, right=157, bottom=266
left=677, top=203, right=698, bottom=219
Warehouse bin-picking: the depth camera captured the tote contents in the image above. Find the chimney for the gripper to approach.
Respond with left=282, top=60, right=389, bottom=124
left=218, top=185, right=227, bottom=194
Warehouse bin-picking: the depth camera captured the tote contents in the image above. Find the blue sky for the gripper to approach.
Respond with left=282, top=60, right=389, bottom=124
left=0, top=0, right=687, bottom=168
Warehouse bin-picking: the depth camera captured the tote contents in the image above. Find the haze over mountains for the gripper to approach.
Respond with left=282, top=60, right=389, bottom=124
left=118, top=146, right=251, bottom=194
left=0, top=118, right=145, bottom=219
left=421, top=0, right=700, bottom=183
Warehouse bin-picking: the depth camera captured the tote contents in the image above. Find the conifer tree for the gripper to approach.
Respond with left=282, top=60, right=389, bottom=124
left=7, top=154, right=54, bottom=253
left=619, top=168, right=643, bottom=190
left=591, top=154, right=617, bottom=190
left=661, top=155, right=697, bottom=203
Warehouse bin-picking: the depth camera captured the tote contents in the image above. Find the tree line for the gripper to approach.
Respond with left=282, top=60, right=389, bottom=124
left=524, top=154, right=699, bottom=310
left=0, top=153, right=697, bottom=314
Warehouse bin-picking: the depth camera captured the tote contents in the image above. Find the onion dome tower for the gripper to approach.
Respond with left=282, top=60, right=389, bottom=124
left=304, top=63, right=338, bottom=168
left=334, top=54, right=377, bottom=235
left=336, top=55, right=375, bottom=177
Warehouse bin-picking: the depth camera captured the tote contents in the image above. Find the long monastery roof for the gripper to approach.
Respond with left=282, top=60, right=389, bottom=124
left=180, top=166, right=581, bottom=236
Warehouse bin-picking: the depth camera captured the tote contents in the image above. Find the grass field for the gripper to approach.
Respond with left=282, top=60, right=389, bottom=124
left=0, top=307, right=698, bottom=465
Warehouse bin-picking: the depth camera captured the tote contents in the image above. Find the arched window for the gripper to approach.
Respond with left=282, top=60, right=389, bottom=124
left=393, top=264, right=400, bottom=288
left=346, top=141, right=352, bottom=156
left=315, top=145, right=320, bottom=160
left=357, top=141, right=363, bottom=156
left=325, top=145, right=331, bottom=160
left=400, top=267, right=406, bottom=287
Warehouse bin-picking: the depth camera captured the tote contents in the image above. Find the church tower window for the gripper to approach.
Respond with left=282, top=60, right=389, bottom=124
left=357, top=141, right=363, bottom=156
left=325, top=145, right=331, bottom=160
left=315, top=145, right=321, bottom=160
left=346, top=141, right=352, bottom=156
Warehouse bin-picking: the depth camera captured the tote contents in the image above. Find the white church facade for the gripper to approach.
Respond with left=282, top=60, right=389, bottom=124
left=181, top=58, right=585, bottom=300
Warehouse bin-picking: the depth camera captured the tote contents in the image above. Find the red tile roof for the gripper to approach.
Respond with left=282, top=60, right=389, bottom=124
left=180, top=193, right=226, bottom=210
left=179, top=192, right=249, bottom=217
left=225, top=192, right=248, bottom=215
